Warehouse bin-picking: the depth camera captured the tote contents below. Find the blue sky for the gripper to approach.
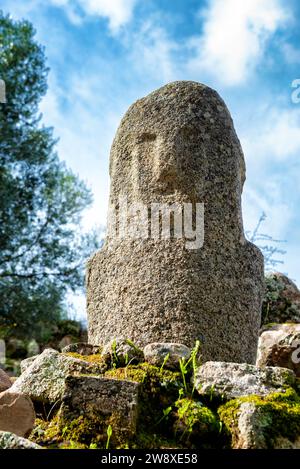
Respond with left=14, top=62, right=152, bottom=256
left=1, top=0, right=300, bottom=315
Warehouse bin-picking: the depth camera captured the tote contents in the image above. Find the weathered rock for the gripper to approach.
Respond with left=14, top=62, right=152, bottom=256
left=194, top=361, right=295, bottom=399
left=20, top=355, right=38, bottom=374
left=58, top=335, right=73, bottom=351
left=235, top=402, right=269, bottom=449
left=0, top=431, right=42, bottom=449
left=0, top=391, right=35, bottom=437
left=143, top=343, right=191, bottom=369
left=59, top=375, right=140, bottom=444
left=0, top=368, right=11, bottom=392
left=10, top=348, right=105, bottom=403
left=62, top=342, right=101, bottom=355
left=87, top=81, right=264, bottom=364
left=256, top=324, right=300, bottom=376
left=101, top=338, right=144, bottom=366
left=218, top=389, right=300, bottom=449
left=262, top=272, right=300, bottom=325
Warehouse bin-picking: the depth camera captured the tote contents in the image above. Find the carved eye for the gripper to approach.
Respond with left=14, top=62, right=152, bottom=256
left=135, top=132, right=157, bottom=144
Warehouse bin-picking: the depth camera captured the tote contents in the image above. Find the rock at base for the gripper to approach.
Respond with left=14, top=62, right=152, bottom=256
left=0, top=369, right=12, bottom=392
left=0, top=431, right=42, bottom=449
left=59, top=375, right=140, bottom=444
left=262, top=272, right=300, bottom=325
left=218, top=388, right=300, bottom=449
left=194, top=361, right=296, bottom=399
left=0, top=391, right=35, bottom=437
left=143, top=343, right=191, bottom=369
left=20, top=355, right=38, bottom=374
left=257, top=324, right=300, bottom=376
left=62, top=342, right=101, bottom=355
left=10, top=348, right=105, bottom=403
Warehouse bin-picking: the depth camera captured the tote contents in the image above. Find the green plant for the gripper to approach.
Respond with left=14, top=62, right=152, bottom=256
left=106, top=425, right=113, bottom=449
left=155, top=406, right=173, bottom=427
left=179, top=358, right=188, bottom=395
left=160, top=353, right=170, bottom=373
left=178, top=340, right=201, bottom=397
left=190, top=340, right=201, bottom=395
left=111, top=339, right=118, bottom=368
left=126, top=339, right=142, bottom=354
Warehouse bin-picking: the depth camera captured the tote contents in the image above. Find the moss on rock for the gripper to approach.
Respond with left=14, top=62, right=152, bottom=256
left=174, top=398, right=221, bottom=447
left=64, top=352, right=107, bottom=368
left=218, top=387, right=300, bottom=448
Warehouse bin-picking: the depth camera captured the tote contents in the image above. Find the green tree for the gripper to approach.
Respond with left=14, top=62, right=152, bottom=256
left=0, top=12, right=98, bottom=341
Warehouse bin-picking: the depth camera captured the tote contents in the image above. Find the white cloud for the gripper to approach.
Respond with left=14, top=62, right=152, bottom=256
left=78, top=0, right=137, bottom=32
left=282, top=43, right=300, bottom=64
left=48, top=0, right=138, bottom=32
left=188, top=0, right=289, bottom=85
left=243, top=184, right=292, bottom=238
left=1, top=0, right=138, bottom=32
left=239, top=100, right=300, bottom=232
left=242, top=105, right=300, bottom=164
left=128, top=21, right=179, bottom=84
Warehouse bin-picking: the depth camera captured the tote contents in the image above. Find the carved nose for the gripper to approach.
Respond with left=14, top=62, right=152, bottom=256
left=154, top=141, right=179, bottom=183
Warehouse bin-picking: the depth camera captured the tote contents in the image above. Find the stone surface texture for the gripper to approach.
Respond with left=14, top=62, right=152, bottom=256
left=0, top=391, right=35, bottom=437
left=256, top=324, right=300, bottom=376
left=0, top=431, right=42, bottom=449
left=194, top=361, right=295, bottom=399
left=143, top=342, right=191, bottom=369
left=220, top=400, right=300, bottom=449
left=234, top=401, right=270, bottom=449
left=262, top=272, right=300, bottom=325
left=87, top=81, right=264, bottom=364
left=62, top=342, right=101, bottom=355
left=20, top=355, right=38, bottom=374
left=10, top=348, right=104, bottom=403
left=0, top=368, right=12, bottom=392
left=60, top=376, right=140, bottom=441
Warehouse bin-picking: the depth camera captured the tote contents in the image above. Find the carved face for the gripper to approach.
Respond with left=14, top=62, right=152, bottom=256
left=109, top=82, right=245, bottom=206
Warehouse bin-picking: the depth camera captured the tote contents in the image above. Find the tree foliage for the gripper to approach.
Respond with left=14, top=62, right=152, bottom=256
left=0, top=12, right=97, bottom=340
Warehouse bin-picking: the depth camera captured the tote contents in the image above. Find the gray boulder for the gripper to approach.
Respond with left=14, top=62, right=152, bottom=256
left=194, top=361, right=295, bottom=399
left=0, top=431, right=42, bottom=449
left=218, top=391, right=300, bottom=449
left=262, top=272, right=300, bottom=325
left=143, top=342, right=191, bottom=369
left=10, top=348, right=105, bottom=403
left=0, top=391, right=35, bottom=437
left=62, top=342, right=101, bottom=355
left=0, top=368, right=11, bottom=392
left=256, top=323, right=300, bottom=376
left=60, top=375, right=140, bottom=445
left=20, top=355, right=38, bottom=374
